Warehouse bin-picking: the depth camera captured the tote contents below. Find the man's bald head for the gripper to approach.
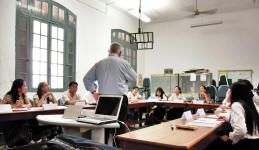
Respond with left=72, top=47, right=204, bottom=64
left=109, top=43, right=122, bottom=54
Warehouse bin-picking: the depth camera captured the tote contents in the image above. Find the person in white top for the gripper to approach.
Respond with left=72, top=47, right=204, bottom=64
left=253, top=92, right=259, bottom=113
left=151, top=87, right=167, bottom=124
left=253, top=84, right=259, bottom=112
left=216, top=88, right=231, bottom=115
left=167, top=86, right=185, bottom=120
left=84, top=83, right=98, bottom=104
left=62, top=81, right=84, bottom=105
left=154, top=87, right=167, bottom=101
left=239, top=80, right=259, bottom=113
left=127, top=86, right=142, bottom=101
left=220, top=82, right=259, bottom=149
left=169, top=86, right=185, bottom=101
left=33, top=82, right=57, bottom=107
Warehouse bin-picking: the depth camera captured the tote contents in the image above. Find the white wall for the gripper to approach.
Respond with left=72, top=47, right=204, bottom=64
left=138, top=8, right=259, bottom=87
left=0, top=0, right=138, bottom=98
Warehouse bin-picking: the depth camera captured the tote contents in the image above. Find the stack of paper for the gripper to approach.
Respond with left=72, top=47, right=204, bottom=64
left=187, top=118, right=223, bottom=127
left=13, top=107, right=28, bottom=111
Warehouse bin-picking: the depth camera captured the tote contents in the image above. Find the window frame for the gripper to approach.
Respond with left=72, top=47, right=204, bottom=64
left=15, top=0, right=77, bottom=92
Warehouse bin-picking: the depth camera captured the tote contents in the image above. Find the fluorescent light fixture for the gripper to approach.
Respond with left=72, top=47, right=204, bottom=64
left=190, top=20, right=223, bottom=28
left=128, top=9, right=151, bottom=23
left=115, top=0, right=168, bottom=11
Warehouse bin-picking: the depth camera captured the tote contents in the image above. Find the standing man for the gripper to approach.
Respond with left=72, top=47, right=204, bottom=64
left=83, top=43, right=137, bottom=142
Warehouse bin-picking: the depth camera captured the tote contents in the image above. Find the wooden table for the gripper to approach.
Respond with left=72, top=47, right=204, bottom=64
left=128, top=102, right=155, bottom=109
left=0, top=108, right=65, bottom=122
left=0, top=102, right=219, bottom=123
left=117, top=118, right=223, bottom=150
left=187, top=103, right=220, bottom=109
left=127, top=102, right=155, bottom=127
left=157, top=101, right=220, bottom=110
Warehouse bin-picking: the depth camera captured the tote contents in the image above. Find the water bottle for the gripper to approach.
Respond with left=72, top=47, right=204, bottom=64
left=196, top=97, right=199, bottom=102
left=143, top=93, right=146, bottom=100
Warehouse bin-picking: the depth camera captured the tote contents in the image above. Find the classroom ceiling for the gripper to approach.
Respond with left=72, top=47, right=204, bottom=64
left=102, top=0, right=259, bottom=23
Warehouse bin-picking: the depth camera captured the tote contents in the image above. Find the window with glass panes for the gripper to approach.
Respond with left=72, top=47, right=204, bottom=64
left=111, top=29, right=137, bottom=89
left=15, top=0, right=76, bottom=91
left=111, top=29, right=137, bottom=71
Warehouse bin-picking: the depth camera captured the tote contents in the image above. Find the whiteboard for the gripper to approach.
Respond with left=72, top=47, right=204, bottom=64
left=218, top=70, right=253, bottom=83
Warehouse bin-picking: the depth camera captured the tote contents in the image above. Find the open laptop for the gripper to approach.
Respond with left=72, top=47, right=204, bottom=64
left=77, top=95, right=123, bottom=125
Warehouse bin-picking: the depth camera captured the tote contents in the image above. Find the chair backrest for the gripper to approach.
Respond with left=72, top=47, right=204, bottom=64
left=58, top=98, right=63, bottom=105
left=219, top=75, right=228, bottom=86
left=217, top=85, right=229, bottom=104
left=143, top=78, right=150, bottom=88
left=206, top=85, right=216, bottom=100
left=186, top=96, right=194, bottom=102
left=29, top=98, right=34, bottom=107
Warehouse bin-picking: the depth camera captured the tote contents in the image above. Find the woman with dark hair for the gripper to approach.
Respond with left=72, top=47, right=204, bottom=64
left=198, top=85, right=211, bottom=103
left=154, top=87, right=167, bottom=100
left=238, top=79, right=259, bottom=113
left=151, top=87, right=167, bottom=124
left=33, top=82, right=61, bottom=141
left=167, top=86, right=185, bottom=120
left=0, top=79, right=31, bottom=108
left=220, top=82, right=259, bottom=149
left=33, top=82, right=57, bottom=107
left=169, top=86, right=185, bottom=101
left=0, top=79, right=32, bottom=147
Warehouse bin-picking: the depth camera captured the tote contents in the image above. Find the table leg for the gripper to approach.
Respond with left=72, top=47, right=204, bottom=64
left=91, top=128, right=105, bottom=144
left=63, top=127, right=82, bottom=137
left=138, top=108, right=143, bottom=127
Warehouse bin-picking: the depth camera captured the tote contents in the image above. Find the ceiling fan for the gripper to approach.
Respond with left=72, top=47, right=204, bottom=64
left=187, top=0, right=218, bottom=17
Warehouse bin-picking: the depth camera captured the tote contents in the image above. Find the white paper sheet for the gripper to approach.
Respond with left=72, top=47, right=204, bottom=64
left=190, top=73, right=196, bottom=81
left=200, top=73, right=207, bottom=81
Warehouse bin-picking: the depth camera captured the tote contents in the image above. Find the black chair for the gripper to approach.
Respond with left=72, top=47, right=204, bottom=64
left=143, top=78, right=150, bottom=88
left=143, top=78, right=150, bottom=99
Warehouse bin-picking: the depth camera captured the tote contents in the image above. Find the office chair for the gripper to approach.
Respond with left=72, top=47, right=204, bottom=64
left=206, top=85, right=217, bottom=103
left=143, top=78, right=150, bottom=99
left=216, top=85, right=228, bottom=104
left=29, top=98, right=34, bottom=107
left=57, top=98, right=63, bottom=105
left=219, top=75, right=228, bottom=86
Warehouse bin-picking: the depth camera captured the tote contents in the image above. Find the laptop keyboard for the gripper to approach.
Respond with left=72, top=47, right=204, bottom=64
left=86, top=117, right=110, bottom=121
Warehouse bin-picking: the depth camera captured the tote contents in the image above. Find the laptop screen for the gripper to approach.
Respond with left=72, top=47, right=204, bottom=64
left=95, top=96, right=122, bottom=116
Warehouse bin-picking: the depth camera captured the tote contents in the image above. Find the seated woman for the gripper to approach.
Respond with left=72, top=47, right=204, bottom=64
left=154, top=87, right=167, bottom=101
left=219, top=82, right=259, bottom=150
left=0, top=79, right=31, bottom=108
left=146, top=87, right=167, bottom=125
left=198, top=85, right=211, bottom=103
left=169, top=86, right=185, bottom=101
left=216, top=88, right=231, bottom=115
left=33, top=82, right=61, bottom=141
left=167, top=86, right=185, bottom=120
left=239, top=80, right=259, bottom=113
left=0, top=79, right=33, bottom=147
left=33, top=82, right=57, bottom=107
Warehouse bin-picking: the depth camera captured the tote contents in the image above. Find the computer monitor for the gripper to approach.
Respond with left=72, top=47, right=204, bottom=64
left=95, top=95, right=123, bottom=120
